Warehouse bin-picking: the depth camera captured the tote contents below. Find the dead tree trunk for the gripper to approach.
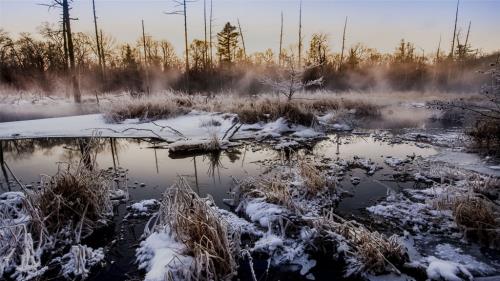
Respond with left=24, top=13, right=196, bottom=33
left=100, top=29, right=106, bottom=76
left=339, top=16, right=348, bottom=72
left=63, top=0, right=81, bottom=103
left=464, top=21, right=471, bottom=49
left=237, top=18, right=247, bottom=61
left=298, top=0, right=303, bottom=67
left=142, top=20, right=150, bottom=95
left=209, top=0, right=213, bottom=68
left=279, top=11, right=284, bottom=66
left=450, top=0, right=460, bottom=58
left=203, top=0, right=208, bottom=69
left=183, top=0, right=190, bottom=93
left=92, top=0, right=103, bottom=80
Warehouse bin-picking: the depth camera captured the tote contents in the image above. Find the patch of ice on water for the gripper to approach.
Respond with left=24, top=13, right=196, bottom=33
left=434, top=244, right=495, bottom=275
left=384, top=156, right=405, bottom=168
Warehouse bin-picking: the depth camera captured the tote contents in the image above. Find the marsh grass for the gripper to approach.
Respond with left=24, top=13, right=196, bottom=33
left=314, top=210, right=408, bottom=275
left=298, top=158, right=328, bottom=196
left=104, top=92, right=383, bottom=126
left=237, top=177, right=296, bottom=211
left=0, top=138, right=116, bottom=280
left=433, top=190, right=499, bottom=247
left=104, top=95, right=190, bottom=122
left=152, top=177, right=240, bottom=280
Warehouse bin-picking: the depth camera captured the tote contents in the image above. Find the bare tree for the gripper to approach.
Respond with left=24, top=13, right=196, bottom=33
left=165, top=0, right=195, bottom=92
left=45, top=0, right=81, bottom=102
left=262, top=57, right=323, bottom=101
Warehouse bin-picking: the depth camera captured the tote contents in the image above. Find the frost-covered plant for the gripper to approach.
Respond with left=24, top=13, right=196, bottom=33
left=0, top=192, right=47, bottom=281
left=34, top=164, right=114, bottom=242
left=298, top=158, right=329, bottom=196
left=0, top=139, right=120, bottom=280
left=138, top=177, right=240, bottom=281
left=313, top=210, right=408, bottom=276
left=56, top=245, right=104, bottom=279
left=261, top=58, right=323, bottom=101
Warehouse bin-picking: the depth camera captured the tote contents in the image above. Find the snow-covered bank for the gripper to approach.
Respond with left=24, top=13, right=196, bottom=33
left=0, top=112, right=352, bottom=153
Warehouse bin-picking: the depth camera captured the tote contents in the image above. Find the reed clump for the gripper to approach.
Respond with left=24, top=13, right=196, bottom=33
left=154, top=177, right=240, bottom=280
left=298, top=159, right=328, bottom=196
left=314, top=211, right=408, bottom=275
left=104, top=96, right=190, bottom=122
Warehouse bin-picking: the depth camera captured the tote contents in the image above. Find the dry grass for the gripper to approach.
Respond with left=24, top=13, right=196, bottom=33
left=104, top=92, right=383, bottom=126
left=314, top=210, right=408, bottom=275
left=298, top=158, right=328, bottom=196
left=35, top=166, right=113, bottom=240
left=0, top=140, right=117, bottom=280
left=236, top=177, right=296, bottom=211
left=433, top=191, right=499, bottom=247
left=104, top=95, right=190, bottom=122
left=154, top=177, right=240, bottom=280
left=467, top=118, right=500, bottom=155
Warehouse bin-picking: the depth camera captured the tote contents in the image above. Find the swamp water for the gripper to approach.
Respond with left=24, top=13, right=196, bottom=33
left=0, top=135, right=497, bottom=280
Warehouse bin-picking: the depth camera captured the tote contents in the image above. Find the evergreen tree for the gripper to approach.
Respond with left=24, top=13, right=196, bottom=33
left=217, top=22, right=239, bottom=64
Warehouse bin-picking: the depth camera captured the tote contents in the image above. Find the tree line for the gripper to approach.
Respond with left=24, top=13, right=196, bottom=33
left=0, top=0, right=496, bottom=100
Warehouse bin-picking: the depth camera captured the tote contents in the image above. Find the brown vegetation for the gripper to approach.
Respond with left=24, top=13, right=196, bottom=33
left=154, top=177, right=239, bottom=280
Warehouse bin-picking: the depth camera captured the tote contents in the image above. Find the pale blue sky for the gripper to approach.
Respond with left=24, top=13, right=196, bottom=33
left=1, top=0, right=499, bottom=55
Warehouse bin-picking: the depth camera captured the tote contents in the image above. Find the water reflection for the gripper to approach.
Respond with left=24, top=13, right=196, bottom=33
left=0, top=136, right=441, bottom=281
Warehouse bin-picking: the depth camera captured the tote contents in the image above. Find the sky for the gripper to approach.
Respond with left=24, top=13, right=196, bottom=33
left=1, top=0, right=499, bottom=55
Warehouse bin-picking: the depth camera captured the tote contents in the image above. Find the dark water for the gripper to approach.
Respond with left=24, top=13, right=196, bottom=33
left=0, top=136, right=440, bottom=280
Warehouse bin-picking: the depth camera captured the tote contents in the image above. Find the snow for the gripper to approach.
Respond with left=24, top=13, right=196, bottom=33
left=253, top=232, right=284, bottom=252
left=58, top=245, right=104, bottom=279
left=136, top=228, right=193, bottom=281
left=127, top=199, right=159, bottom=218
left=434, top=244, right=495, bottom=275
left=292, top=128, right=323, bottom=138
left=0, top=112, right=236, bottom=142
left=426, top=256, right=473, bottom=281
left=384, top=156, right=405, bottom=168
left=239, top=198, right=286, bottom=227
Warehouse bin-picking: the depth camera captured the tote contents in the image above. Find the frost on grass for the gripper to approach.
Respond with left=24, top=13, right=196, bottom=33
left=226, top=158, right=407, bottom=279
left=0, top=142, right=126, bottom=280
left=136, top=177, right=240, bottom=281
left=57, top=245, right=105, bottom=279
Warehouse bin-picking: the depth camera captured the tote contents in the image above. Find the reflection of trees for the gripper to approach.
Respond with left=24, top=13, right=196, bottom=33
left=224, top=149, right=241, bottom=163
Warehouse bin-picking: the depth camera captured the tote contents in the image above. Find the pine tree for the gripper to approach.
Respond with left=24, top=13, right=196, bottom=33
left=217, top=22, right=239, bottom=64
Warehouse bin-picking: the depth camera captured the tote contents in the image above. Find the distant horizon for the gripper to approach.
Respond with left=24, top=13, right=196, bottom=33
left=1, top=0, right=499, bottom=56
